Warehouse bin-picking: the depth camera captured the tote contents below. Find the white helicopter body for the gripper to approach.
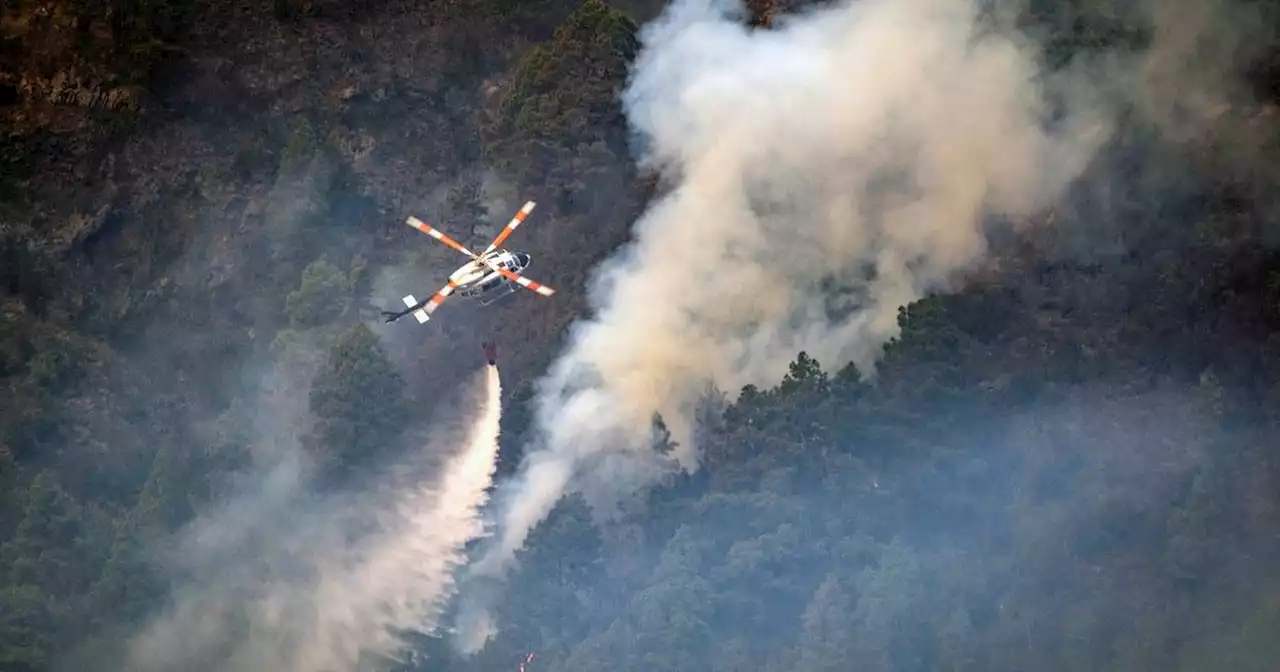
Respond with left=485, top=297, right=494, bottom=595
left=382, top=201, right=554, bottom=325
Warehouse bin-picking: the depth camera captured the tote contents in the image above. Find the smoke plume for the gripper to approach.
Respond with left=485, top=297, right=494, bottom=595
left=125, top=365, right=504, bottom=672
left=451, top=0, right=1264, bottom=652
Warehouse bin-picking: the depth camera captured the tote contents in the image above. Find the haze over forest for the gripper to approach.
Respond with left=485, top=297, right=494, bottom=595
left=3, top=0, right=1280, bottom=670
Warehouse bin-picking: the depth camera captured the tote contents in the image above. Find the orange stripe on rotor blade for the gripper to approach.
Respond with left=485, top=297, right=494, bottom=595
left=523, top=280, right=553, bottom=295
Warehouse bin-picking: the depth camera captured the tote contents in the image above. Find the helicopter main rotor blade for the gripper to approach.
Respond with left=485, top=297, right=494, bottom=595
left=482, top=201, right=536, bottom=256
left=483, top=263, right=555, bottom=297
left=406, top=216, right=481, bottom=260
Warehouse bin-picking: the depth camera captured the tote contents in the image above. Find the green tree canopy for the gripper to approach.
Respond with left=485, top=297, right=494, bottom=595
left=484, top=0, right=639, bottom=193
left=307, top=323, right=409, bottom=478
left=285, top=256, right=353, bottom=327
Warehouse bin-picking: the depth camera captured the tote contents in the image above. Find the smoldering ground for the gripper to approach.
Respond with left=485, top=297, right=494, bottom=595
left=451, top=0, right=1279, bottom=653
left=108, top=365, right=503, bottom=672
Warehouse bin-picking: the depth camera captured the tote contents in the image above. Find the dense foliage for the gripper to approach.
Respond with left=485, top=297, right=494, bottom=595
left=418, top=299, right=1280, bottom=670
left=1, top=0, right=1279, bottom=670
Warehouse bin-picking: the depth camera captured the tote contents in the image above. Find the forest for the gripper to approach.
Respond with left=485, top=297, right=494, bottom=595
left=2, top=0, right=1280, bottom=670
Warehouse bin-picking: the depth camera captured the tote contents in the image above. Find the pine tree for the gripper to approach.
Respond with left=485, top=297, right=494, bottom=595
left=307, top=324, right=409, bottom=479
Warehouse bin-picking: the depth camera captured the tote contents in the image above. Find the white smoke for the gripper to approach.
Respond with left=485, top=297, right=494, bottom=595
left=126, top=365, right=504, bottom=672
left=456, top=0, right=1120, bottom=651
left=284, top=364, right=505, bottom=670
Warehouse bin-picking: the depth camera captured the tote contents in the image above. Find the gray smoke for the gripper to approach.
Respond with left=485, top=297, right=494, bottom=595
left=126, top=367, right=504, bottom=672
left=454, top=0, right=1273, bottom=653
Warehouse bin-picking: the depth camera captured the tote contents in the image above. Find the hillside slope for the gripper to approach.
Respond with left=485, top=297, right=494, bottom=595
left=2, top=0, right=1279, bottom=670
left=2, top=0, right=647, bottom=665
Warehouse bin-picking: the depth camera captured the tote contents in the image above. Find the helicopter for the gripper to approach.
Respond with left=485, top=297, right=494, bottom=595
left=382, top=200, right=555, bottom=325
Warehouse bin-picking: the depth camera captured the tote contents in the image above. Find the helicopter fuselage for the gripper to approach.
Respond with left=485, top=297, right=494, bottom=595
left=452, top=250, right=533, bottom=300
